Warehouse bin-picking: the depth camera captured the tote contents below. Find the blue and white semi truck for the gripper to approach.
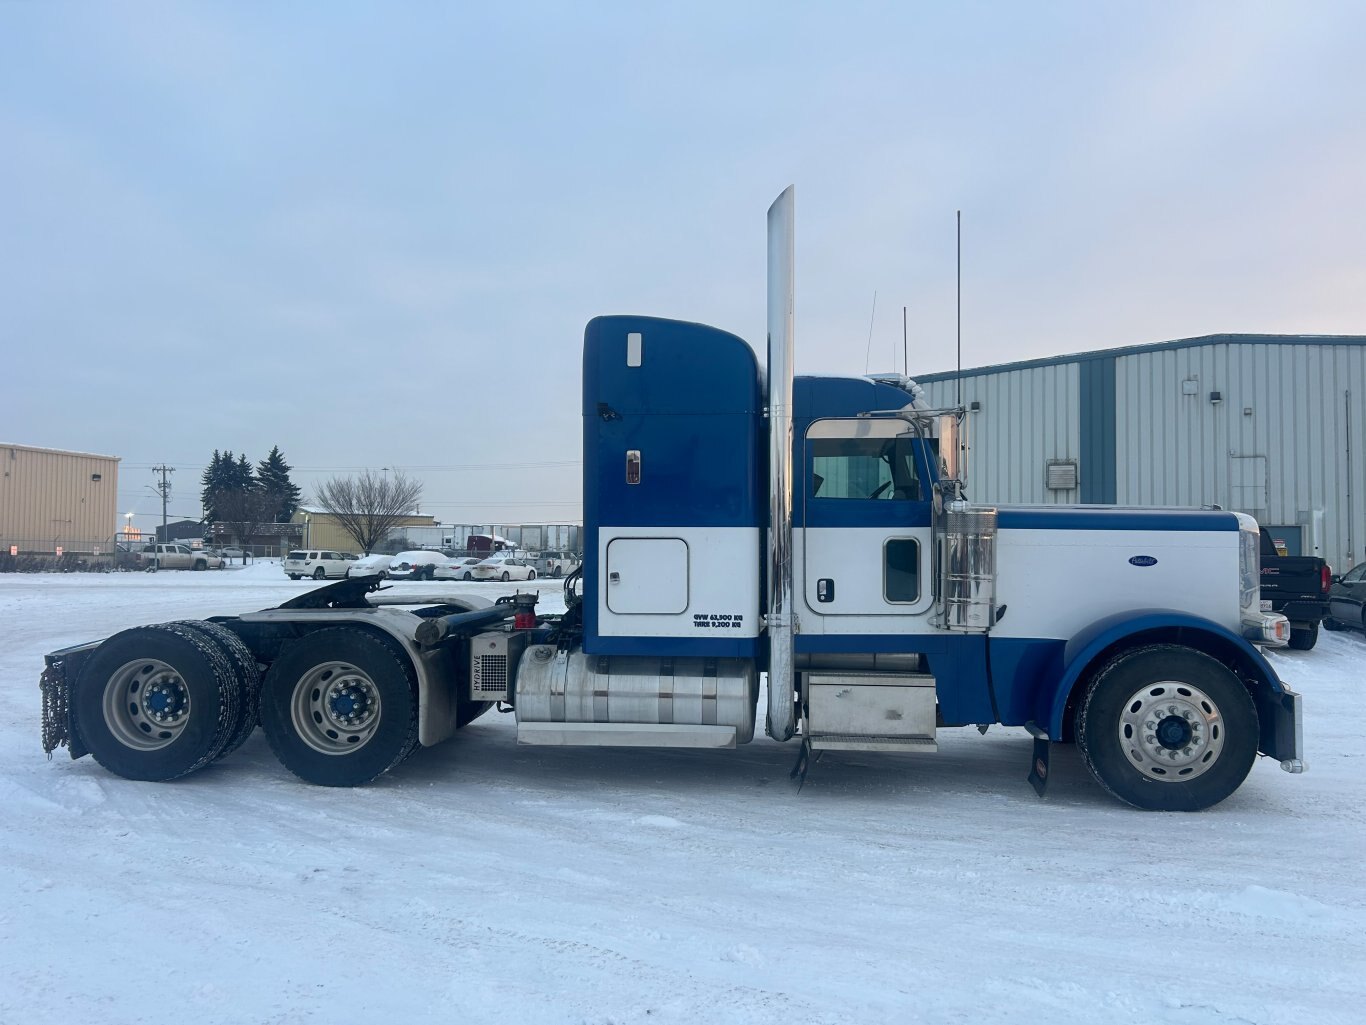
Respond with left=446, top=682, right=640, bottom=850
left=40, top=189, right=1304, bottom=811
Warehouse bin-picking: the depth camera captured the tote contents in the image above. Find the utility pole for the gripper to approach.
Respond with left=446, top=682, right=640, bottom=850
left=151, top=465, right=175, bottom=541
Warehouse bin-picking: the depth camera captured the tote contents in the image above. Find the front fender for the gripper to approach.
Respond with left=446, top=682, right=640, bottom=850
left=1043, top=609, right=1293, bottom=757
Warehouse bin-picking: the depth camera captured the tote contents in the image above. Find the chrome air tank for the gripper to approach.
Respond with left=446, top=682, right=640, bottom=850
left=515, top=646, right=757, bottom=743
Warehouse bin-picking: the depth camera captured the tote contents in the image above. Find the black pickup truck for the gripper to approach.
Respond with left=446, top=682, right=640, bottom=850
left=1259, top=527, right=1332, bottom=650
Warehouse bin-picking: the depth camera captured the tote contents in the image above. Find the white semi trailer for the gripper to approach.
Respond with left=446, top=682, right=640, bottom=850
left=40, top=189, right=1303, bottom=811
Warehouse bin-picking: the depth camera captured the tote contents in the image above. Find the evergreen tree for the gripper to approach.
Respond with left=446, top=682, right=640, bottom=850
left=255, top=446, right=303, bottom=522
left=232, top=453, right=255, bottom=493
left=200, top=450, right=234, bottom=523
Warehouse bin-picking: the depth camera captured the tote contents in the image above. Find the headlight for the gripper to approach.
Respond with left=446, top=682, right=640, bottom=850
left=1239, top=529, right=1259, bottom=610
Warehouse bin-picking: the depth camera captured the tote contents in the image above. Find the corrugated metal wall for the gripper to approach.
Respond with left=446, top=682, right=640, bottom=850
left=1115, top=342, right=1365, bottom=570
left=919, top=362, right=1081, bottom=505
left=912, top=339, right=1364, bottom=571
left=0, top=444, right=120, bottom=552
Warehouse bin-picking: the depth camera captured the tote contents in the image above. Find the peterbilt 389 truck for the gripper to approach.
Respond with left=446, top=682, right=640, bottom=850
left=40, top=188, right=1304, bottom=811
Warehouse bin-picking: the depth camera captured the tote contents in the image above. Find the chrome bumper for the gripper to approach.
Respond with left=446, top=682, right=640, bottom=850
left=1244, top=611, right=1290, bottom=648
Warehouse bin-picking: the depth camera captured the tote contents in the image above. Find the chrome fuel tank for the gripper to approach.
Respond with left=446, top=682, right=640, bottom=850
left=515, top=647, right=757, bottom=743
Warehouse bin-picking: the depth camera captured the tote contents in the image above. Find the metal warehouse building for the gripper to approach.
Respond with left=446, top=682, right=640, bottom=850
left=0, top=443, right=121, bottom=554
left=914, top=334, right=1365, bottom=572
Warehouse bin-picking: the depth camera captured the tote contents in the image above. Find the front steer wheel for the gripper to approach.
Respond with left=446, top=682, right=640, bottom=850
left=1075, top=645, right=1258, bottom=811
left=74, top=624, right=244, bottom=781
left=260, top=628, right=420, bottom=787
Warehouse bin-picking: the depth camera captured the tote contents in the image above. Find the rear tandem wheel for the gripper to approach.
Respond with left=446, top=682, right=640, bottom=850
left=73, top=624, right=244, bottom=781
left=259, top=627, right=420, bottom=787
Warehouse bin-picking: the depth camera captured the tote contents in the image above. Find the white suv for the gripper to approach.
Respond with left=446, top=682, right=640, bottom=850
left=283, top=550, right=354, bottom=580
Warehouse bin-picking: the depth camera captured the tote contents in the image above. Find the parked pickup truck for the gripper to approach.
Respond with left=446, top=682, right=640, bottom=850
left=136, top=543, right=225, bottom=572
left=1259, top=527, right=1332, bottom=650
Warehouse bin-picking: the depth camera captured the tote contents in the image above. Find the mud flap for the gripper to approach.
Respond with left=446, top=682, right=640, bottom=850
left=40, top=649, right=93, bottom=760
left=789, top=736, right=813, bottom=789
left=1025, top=721, right=1050, bottom=798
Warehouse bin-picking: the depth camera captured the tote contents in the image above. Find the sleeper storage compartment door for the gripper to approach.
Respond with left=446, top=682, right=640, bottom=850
left=606, top=538, right=689, bottom=614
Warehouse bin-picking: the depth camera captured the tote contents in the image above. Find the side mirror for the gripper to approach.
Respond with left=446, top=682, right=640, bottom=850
left=1331, top=574, right=1342, bottom=585
left=937, top=413, right=965, bottom=483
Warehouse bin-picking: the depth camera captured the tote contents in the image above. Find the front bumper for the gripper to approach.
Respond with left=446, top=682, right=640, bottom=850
left=1244, top=611, right=1290, bottom=647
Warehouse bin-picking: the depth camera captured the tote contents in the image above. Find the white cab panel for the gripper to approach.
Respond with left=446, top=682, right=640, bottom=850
left=802, top=527, right=935, bottom=616
left=597, top=526, right=760, bottom=638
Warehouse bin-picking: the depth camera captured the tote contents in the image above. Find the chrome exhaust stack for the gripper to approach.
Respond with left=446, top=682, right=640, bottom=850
left=765, top=186, right=797, bottom=741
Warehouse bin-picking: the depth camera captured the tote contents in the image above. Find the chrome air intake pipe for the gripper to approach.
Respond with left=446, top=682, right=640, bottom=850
left=765, top=186, right=797, bottom=741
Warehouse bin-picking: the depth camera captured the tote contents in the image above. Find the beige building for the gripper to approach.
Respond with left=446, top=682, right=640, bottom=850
left=1, top=443, right=121, bottom=554
left=290, top=507, right=437, bottom=554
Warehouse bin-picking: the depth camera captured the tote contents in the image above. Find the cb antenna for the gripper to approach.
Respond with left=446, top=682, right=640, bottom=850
left=956, top=209, right=962, bottom=407
left=863, top=290, right=878, bottom=374
left=902, top=305, right=908, bottom=377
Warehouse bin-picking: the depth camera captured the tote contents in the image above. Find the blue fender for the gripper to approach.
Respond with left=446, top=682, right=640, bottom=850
left=1042, top=608, right=1287, bottom=741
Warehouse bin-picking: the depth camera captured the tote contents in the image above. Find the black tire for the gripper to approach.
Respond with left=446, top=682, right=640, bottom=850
left=1323, top=616, right=1345, bottom=632
left=501, top=571, right=510, bottom=582
left=1075, top=644, right=1258, bottom=811
left=427, top=566, right=437, bottom=581
left=165, top=621, right=262, bottom=759
left=73, top=624, right=243, bottom=781
left=462, top=572, right=472, bottom=581
left=313, top=566, right=327, bottom=580
left=192, top=560, right=207, bottom=571
left=527, top=569, right=536, bottom=580
left=551, top=566, right=562, bottom=578
left=289, top=574, right=301, bottom=580
left=260, top=627, right=420, bottom=787
left=1288, top=622, right=1319, bottom=650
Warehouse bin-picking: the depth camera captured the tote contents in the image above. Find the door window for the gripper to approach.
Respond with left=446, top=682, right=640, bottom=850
left=811, top=436, right=920, bottom=501
left=884, top=539, right=921, bottom=602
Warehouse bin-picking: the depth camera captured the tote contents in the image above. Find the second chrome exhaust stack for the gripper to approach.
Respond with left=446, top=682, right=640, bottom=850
left=765, top=186, right=797, bottom=742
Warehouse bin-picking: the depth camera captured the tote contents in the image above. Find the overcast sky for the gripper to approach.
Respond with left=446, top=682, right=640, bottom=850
left=4, top=2, right=1365, bottom=534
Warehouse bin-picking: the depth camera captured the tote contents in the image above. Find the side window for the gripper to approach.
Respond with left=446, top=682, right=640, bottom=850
left=884, top=539, right=920, bottom=602
left=811, top=437, right=920, bottom=500
left=1346, top=565, right=1366, bottom=583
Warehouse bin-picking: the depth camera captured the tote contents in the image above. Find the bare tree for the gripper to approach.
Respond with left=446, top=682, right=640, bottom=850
left=211, top=488, right=282, bottom=561
left=313, top=470, right=423, bottom=554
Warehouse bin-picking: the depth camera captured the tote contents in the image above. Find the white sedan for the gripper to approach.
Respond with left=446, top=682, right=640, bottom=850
left=470, top=556, right=537, bottom=582
left=387, top=550, right=450, bottom=581
left=435, top=556, right=484, bottom=581
left=346, top=554, right=392, bottom=579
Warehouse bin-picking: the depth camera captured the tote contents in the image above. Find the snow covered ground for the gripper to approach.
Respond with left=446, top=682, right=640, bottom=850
left=1, top=563, right=1362, bottom=1025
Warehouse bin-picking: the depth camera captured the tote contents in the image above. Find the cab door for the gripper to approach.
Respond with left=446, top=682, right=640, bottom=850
left=800, top=418, right=934, bottom=622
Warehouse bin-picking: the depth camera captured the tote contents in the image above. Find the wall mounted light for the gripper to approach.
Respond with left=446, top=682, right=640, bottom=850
left=1209, top=391, right=1222, bottom=404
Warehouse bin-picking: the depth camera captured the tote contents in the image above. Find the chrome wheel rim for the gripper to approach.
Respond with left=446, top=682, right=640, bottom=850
left=102, top=658, right=192, bottom=750
left=1118, top=681, right=1225, bottom=782
left=290, top=661, right=382, bottom=756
